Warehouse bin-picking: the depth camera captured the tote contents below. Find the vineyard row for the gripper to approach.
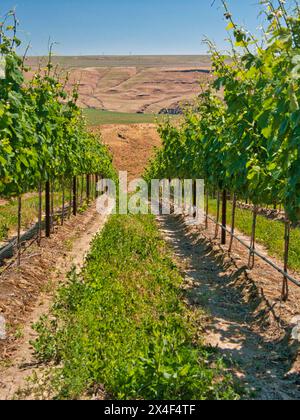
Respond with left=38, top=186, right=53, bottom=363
left=145, top=1, right=300, bottom=300
left=0, top=11, right=115, bottom=198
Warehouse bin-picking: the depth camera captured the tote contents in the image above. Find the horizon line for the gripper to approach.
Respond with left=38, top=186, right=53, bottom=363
left=25, top=53, right=212, bottom=58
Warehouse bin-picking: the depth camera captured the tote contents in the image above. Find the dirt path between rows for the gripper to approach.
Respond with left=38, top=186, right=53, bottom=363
left=96, top=123, right=300, bottom=399
left=158, top=215, right=300, bottom=400
left=0, top=123, right=158, bottom=400
left=0, top=206, right=108, bottom=400
left=2, top=122, right=300, bottom=400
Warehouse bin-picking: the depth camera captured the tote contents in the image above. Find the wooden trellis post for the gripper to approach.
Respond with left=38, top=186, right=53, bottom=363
left=248, top=206, right=258, bottom=269
left=80, top=175, right=83, bottom=206
left=214, top=190, right=220, bottom=239
left=95, top=174, right=99, bottom=198
left=193, top=179, right=197, bottom=218
left=68, top=178, right=72, bottom=219
left=45, top=181, right=51, bottom=238
left=90, top=174, right=92, bottom=201
left=221, top=189, right=227, bottom=245
left=38, top=183, right=42, bottom=246
left=282, top=216, right=291, bottom=302
left=205, top=188, right=209, bottom=229
left=86, top=174, right=90, bottom=203
left=92, top=174, right=96, bottom=200
left=73, top=176, right=77, bottom=216
left=61, top=177, right=65, bottom=226
left=228, top=193, right=237, bottom=253
left=17, top=195, right=22, bottom=266
left=51, top=180, right=55, bottom=234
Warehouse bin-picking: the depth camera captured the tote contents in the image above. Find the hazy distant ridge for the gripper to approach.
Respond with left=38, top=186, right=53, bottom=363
left=25, top=55, right=211, bottom=69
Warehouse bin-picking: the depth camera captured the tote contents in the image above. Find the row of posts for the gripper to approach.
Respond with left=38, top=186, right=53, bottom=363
left=44, top=174, right=99, bottom=238
left=191, top=182, right=291, bottom=302
left=14, top=174, right=100, bottom=267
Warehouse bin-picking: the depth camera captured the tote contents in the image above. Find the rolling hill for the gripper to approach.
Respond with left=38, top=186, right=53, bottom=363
left=25, top=55, right=212, bottom=114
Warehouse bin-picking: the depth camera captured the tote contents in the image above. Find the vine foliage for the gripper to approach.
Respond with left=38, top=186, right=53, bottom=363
left=0, top=11, right=115, bottom=198
left=146, top=0, right=300, bottom=223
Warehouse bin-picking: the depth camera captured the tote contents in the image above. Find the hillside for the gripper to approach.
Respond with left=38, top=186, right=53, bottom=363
left=25, top=55, right=211, bottom=113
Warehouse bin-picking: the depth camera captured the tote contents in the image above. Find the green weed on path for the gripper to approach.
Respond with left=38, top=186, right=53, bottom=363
left=33, top=214, right=239, bottom=400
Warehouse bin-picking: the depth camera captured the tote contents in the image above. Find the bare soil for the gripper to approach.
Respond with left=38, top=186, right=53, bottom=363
left=0, top=205, right=108, bottom=399
left=98, top=123, right=300, bottom=399
left=158, top=214, right=300, bottom=400
left=25, top=55, right=211, bottom=114
left=1, top=123, right=300, bottom=400
left=69, top=66, right=210, bottom=113
left=0, top=123, right=159, bottom=400
left=91, top=124, right=161, bottom=181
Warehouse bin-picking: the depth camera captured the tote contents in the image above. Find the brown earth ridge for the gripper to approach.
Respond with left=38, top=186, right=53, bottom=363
left=25, top=55, right=212, bottom=113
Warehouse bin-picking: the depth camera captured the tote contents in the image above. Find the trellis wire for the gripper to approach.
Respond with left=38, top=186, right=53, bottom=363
left=204, top=212, right=300, bottom=290
left=0, top=173, right=98, bottom=272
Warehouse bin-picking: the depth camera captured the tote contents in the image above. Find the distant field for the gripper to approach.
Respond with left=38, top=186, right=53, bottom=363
left=25, top=55, right=211, bottom=69
left=83, top=109, right=168, bottom=125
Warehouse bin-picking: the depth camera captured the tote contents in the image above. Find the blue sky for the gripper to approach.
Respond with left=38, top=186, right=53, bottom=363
left=0, top=0, right=277, bottom=56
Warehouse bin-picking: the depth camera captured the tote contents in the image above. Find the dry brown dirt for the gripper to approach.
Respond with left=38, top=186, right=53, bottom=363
left=25, top=56, right=211, bottom=114
left=0, top=123, right=159, bottom=400
left=91, top=124, right=161, bottom=181
left=95, top=123, right=300, bottom=398
left=1, top=122, right=300, bottom=399
left=158, top=214, right=300, bottom=400
left=0, top=206, right=108, bottom=399
left=68, top=66, right=210, bottom=113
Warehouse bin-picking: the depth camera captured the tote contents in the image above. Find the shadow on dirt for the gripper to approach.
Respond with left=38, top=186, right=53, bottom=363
left=158, top=214, right=300, bottom=400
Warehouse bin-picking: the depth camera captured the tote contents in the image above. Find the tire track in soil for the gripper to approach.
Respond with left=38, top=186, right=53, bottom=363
left=157, top=214, right=300, bottom=400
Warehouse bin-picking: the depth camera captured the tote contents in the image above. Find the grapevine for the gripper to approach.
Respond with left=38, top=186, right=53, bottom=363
left=146, top=0, right=300, bottom=223
left=0, top=11, right=115, bottom=199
